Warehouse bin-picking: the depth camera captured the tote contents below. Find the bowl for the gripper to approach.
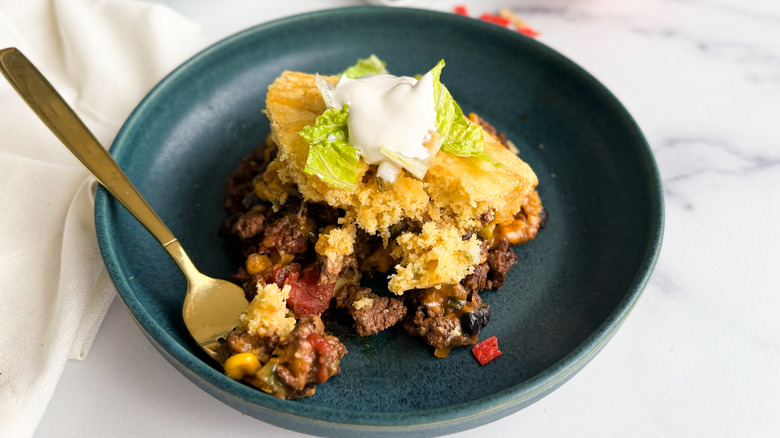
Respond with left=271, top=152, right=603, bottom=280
left=95, top=6, right=664, bottom=437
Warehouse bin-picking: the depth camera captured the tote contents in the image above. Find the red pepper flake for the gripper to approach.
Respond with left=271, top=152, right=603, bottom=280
left=516, top=27, right=541, bottom=38
left=498, top=8, right=541, bottom=38
left=454, top=5, right=469, bottom=16
left=472, top=336, right=502, bottom=365
left=479, top=13, right=512, bottom=27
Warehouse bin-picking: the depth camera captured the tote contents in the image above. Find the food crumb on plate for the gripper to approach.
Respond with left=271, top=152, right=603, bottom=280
left=472, top=336, right=502, bottom=365
left=453, top=5, right=541, bottom=37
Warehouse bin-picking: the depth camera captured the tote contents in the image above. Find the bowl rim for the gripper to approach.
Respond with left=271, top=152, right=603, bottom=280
left=95, top=5, right=664, bottom=432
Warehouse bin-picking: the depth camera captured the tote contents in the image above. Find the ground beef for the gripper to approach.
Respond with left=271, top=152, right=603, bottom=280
left=461, top=238, right=519, bottom=292
left=224, top=144, right=270, bottom=216
left=403, top=308, right=474, bottom=350
left=352, top=229, right=375, bottom=263
left=333, top=285, right=406, bottom=336
left=304, top=202, right=342, bottom=228
left=461, top=263, right=490, bottom=292
left=350, top=288, right=406, bottom=336
left=231, top=266, right=262, bottom=301
left=318, top=253, right=357, bottom=285
left=257, top=214, right=312, bottom=255
left=223, top=330, right=279, bottom=364
left=230, top=207, right=268, bottom=240
left=486, top=237, right=518, bottom=289
left=351, top=230, right=396, bottom=276
left=403, top=285, right=488, bottom=349
left=274, top=316, right=347, bottom=398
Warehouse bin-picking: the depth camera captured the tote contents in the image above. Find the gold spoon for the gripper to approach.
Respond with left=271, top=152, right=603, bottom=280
left=0, top=47, right=248, bottom=362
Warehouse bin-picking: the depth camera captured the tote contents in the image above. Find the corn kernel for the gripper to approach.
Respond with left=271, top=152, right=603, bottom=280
left=224, top=352, right=261, bottom=380
left=246, top=253, right=272, bottom=276
left=270, top=251, right=295, bottom=265
left=434, top=347, right=452, bottom=358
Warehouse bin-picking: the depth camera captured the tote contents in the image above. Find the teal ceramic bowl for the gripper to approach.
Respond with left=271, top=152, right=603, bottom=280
left=95, top=7, right=663, bottom=437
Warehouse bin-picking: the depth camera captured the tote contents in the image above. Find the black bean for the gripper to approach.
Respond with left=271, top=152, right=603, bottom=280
left=461, top=313, right=480, bottom=336
left=461, top=304, right=491, bottom=336
left=539, top=208, right=549, bottom=230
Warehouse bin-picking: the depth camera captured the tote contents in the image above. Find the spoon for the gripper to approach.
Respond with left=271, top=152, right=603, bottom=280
left=0, top=47, right=248, bottom=362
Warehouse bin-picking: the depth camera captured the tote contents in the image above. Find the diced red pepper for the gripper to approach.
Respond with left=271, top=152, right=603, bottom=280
left=454, top=5, right=469, bottom=16
left=472, top=336, right=502, bottom=365
left=284, top=268, right=334, bottom=318
left=480, top=13, right=511, bottom=27
left=517, top=27, right=541, bottom=38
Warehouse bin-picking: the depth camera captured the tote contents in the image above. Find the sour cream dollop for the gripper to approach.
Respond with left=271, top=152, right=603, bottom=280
left=327, top=72, right=436, bottom=183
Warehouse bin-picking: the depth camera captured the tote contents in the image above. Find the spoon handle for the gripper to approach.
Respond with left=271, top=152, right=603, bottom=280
left=0, top=47, right=198, bottom=277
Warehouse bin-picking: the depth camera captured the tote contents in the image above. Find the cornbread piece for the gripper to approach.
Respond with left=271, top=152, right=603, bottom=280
left=424, top=133, right=537, bottom=228
left=315, top=223, right=357, bottom=284
left=239, top=282, right=296, bottom=339
left=389, top=222, right=481, bottom=294
left=264, top=71, right=539, bottom=292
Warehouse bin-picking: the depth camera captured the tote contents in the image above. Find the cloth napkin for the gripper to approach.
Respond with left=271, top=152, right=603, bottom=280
left=0, top=0, right=199, bottom=436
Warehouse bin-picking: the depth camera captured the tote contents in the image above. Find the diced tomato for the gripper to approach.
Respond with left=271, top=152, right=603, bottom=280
left=306, top=333, right=333, bottom=383
left=472, top=336, right=502, bottom=365
left=306, top=332, right=332, bottom=356
left=284, top=268, right=334, bottom=317
left=454, top=5, right=469, bottom=16
left=480, top=13, right=511, bottom=27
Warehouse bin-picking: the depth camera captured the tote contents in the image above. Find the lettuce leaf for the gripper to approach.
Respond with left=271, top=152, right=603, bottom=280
left=299, top=106, right=361, bottom=190
left=341, top=55, right=388, bottom=79
left=431, top=60, right=500, bottom=168
left=441, top=117, right=501, bottom=167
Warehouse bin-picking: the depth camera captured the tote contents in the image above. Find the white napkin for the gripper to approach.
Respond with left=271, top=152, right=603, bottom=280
left=0, top=0, right=199, bottom=436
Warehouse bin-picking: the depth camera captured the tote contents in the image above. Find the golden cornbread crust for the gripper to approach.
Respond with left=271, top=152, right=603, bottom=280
left=263, top=71, right=539, bottom=293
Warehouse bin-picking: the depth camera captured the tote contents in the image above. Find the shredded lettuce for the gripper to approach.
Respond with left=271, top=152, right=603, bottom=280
left=299, top=106, right=361, bottom=190
left=315, top=75, right=337, bottom=110
left=341, top=54, right=388, bottom=79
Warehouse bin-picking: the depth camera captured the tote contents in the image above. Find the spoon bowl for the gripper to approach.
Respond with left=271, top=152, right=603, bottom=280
left=0, top=47, right=248, bottom=363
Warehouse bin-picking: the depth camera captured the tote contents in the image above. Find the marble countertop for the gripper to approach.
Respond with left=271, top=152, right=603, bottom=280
left=35, top=0, right=780, bottom=436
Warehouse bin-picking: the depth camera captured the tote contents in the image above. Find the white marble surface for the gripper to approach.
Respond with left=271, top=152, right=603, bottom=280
left=35, top=0, right=780, bottom=436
